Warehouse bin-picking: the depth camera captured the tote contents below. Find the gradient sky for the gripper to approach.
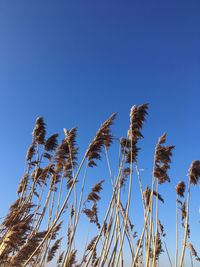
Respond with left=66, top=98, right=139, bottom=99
left=0, top=1, right=200, bottom=266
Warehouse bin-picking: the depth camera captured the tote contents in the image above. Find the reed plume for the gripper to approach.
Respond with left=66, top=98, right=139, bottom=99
left=154, top=133, right=175, bottom=184
left=26, top=142, right=36, bottom=161
left=87, top=113, right=117, bottom=167
left=188, top=160, right=200, bottom=185
left=47, top=238, right=62, bottom=262
left=32, top=117, right=46, bottom=145
left=45, top=133, right=59, bottom=151
left=175, top=181, right=185, bottom=198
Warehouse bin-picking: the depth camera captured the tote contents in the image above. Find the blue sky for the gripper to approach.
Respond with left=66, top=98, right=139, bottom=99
left=0, top=0, right=200, bottom=265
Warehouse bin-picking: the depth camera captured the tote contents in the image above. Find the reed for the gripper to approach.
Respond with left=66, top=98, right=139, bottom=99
left=0, top=104, right=199, bottom=267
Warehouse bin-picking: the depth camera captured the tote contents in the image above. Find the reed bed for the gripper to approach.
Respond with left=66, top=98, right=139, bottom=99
left=0, top=103, right=199, bottom=266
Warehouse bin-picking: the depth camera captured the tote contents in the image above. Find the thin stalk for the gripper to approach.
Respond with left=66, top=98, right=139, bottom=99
left=135, top=163, right=150, bottom=252
left=189, top=251, right=193, bottom=267
left=179, top=180, right=191, bottom=267
left=152, top=180, right=159, bottom=266
left=31, top=182, right=46, bottom=232
left=175, top=198, right=178, bottom=267
left=160, top=229, right=172, bottom=267
left=20, top=161, right=31, bottom=202
left=54, top=173, right=64, bottom=218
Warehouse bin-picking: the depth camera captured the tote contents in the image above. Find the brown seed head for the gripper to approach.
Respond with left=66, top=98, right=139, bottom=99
left=45, top=134, right=59, bottom=151
left=32, top=117, right=46, bottom=145
left=92, top=179, right=104, bottom=193
left=128, top=103, right=148, bottom=141
left=188, top=160, right=200, bottom=185
left=155, top=232, right=164, bottom=260
left=143, top=186, right=151, bottom=206
left=26, top=142, right=36, bottom=161
left=175, top=181, right=185, bottom=197
left=86, top=236, right=98, bottom=251
left=57, top=251, right=64, bottom=266
left=87, top=113, right=117, bottom=167
left=154, top=133, right=174, bottom=184
left=187, top=242, right=199, bottom=258
left=153, top=191, right=164, bottom=203
left=181, top=201, right=186, bottom=221
left=47, top=238, right=62, bottom=262
left=158, top=220, right=166, bottom=237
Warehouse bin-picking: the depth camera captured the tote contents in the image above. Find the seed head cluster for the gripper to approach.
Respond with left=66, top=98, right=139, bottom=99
left=154, top=133, right=174, bottom=184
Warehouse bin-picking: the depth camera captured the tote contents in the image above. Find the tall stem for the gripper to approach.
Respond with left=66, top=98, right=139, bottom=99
left=152, top=180, right=159, bottom=266
left=179, top=180, right=191, bottom=267
left=175, top=198, right=178, bottom=267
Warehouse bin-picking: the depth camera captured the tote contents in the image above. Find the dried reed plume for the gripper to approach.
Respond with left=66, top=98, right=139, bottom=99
left=86, top=236, right=98, bottom=251
left=143, top=186, right=164, bottom=205
left=181, top=201, right=186, bottom=221
left=57, top=251, right=64, bottom=266
left=8, top=231, right=47, bottom=265
left=47, top=238, right=62, bottom=262
left=143, top=185, right=151, bottom=206
left=86, top=180, right=104, bottom=203
left=158, top=220, right=166, bottom=237
left=175, top=181, right=185, bottom=197
left=45, top=133, right=59, bottom=151
left=187, top=242, right=200, bottom=261
left=188, top=160, right=200, bottom=185
left=154, top=232, right=164, bottom=260
left=26, top=142, right=36, bottom=161
left=32, top=117, right=46, bottom=145
left=17, top=172, right=29, bottom=195
left=126, top=103, right=148, bottom=163
left=153, top=191, right=164, bottom=203
left=87, top=113, right=117, bottom=167
left=154, top=133, right=174, bottom=184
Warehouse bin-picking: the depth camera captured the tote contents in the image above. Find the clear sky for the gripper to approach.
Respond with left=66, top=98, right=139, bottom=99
left=0, top=0, right=200, bottom=265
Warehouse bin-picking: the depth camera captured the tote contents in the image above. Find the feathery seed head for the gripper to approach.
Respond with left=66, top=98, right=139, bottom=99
left=87, top=113, right=117, bottom=167
left=45, top=134, right=59, bottom=151
left=32, top=117, right=46, bottom=145
left=175, top=181, right=185, bottom=197
left=154, top=133, right=174, bottom=184
left=26, top=142, right=36, bottom=161
left=188, top=160, right=200, bottom=185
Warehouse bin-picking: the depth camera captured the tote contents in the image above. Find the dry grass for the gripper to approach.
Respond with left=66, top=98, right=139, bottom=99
left=0, top=104, right=199, bottom=266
